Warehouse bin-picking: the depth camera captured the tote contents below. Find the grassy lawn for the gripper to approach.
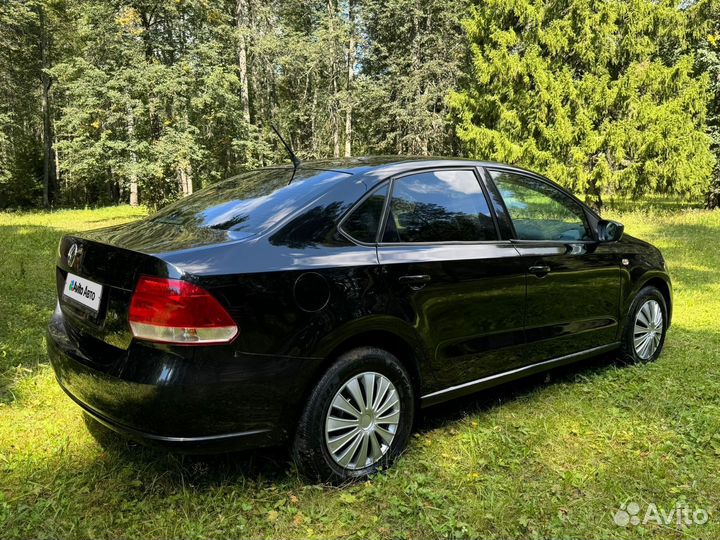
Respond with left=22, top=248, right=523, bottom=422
left=1, top=204, right=719, bottom=539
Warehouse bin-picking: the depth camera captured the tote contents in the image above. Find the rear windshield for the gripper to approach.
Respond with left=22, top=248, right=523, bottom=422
left=150, top=168, right=338, bottom=234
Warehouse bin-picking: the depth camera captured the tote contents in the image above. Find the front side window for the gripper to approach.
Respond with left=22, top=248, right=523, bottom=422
left=491, top=171, right=591, bottom=241
left=340, top=184, right=388, bottom=243
left=382, top=170, right=497, bottom=243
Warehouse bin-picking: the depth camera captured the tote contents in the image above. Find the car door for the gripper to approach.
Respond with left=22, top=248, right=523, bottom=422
left=373, top=168, right=527, bottom=393
left=486, top=169, right=622, bottom=362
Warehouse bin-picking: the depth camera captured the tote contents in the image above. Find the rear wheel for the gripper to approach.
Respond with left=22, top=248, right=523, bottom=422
left=292, top=347, right=415, bottom=483
left=622, top=286, right=668, bottom=363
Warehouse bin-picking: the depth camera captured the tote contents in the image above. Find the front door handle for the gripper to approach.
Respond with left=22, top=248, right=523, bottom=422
left=398, top=274, right=432, bottom=289
left=528, top=265, right=551, bottom=277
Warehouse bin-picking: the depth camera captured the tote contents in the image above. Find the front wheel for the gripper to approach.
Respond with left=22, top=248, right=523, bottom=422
left=292, top=347, right=415, bottom=483
left=622, top=286, right=668, bottom=363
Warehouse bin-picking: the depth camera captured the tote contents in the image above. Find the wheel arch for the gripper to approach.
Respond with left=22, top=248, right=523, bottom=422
left=639, top=275, right=673, bottom=327
left=291, top=319, right=431, bottom=433
left=619, top=270, right=672, bottom=338
left=643, top=276, right=673, bottom=326
left=320, top=329, right=424, bottom=392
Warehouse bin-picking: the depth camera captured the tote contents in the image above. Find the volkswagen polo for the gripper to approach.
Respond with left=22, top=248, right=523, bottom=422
left=47, top=157, right=672, bottom=482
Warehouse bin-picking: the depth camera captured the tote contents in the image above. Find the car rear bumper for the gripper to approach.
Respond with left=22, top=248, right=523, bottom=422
left=47, top=304, right=322, bottom=452
left=55, top=377, right=273, bottom=452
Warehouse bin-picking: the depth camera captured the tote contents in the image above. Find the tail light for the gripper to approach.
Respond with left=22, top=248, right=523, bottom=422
left=128, top=276, right=238, bottom=345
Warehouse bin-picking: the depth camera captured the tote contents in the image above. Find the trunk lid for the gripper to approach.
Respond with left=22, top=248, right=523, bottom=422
left=56, top=234, right=173, bottom=356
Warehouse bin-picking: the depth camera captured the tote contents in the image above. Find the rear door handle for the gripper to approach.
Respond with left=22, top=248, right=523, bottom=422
left=528, top=265, right=551, bottom=277
left=398, top=274, right=432, bottom=289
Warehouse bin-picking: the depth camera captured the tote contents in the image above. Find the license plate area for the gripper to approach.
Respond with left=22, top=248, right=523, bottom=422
left=62, top=272, right=103, bottom=315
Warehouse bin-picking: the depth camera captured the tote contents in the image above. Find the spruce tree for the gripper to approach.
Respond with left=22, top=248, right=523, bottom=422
left=450, top=0, right=715, bottom=209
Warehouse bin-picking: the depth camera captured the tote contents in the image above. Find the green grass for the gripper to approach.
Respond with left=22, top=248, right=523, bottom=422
left=1, top=204, right=719, bottom=539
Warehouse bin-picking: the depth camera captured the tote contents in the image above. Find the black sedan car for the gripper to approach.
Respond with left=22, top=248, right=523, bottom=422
left=48, top=157, right=672, bottom=482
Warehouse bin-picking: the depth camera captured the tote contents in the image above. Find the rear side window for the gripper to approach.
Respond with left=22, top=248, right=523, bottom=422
left=491, top=171, right=591, bottom=241
left=382, top=170, right=497, bottom=243
left=340, top=184, right=388, bottom=243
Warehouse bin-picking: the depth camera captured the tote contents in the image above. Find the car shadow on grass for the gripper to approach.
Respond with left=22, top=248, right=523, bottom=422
left=81, top=412, right=295, bottom=487
left=79, top=350, right=628, bottom=489
left=416, top=351, right=623, bottom=433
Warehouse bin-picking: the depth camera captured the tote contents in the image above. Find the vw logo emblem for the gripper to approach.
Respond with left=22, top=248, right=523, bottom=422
left=67, top=243, right=79, bottom=267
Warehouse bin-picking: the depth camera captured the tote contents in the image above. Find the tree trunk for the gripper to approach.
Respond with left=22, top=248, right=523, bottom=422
left=332, top=84, right=340, bottom=157
left=587, top=155, right=605, bottom=213
left=586, top=179, right=604, bottom=213
left=236, top=0, right=251, bottom=124
left=186, top=164, right=193, bottom=195
left=311, top=84, right=318, bottom=156
left=344, top=0, right=355, bottom=158
left=707, top=164, right=720, bottom=209
left=328, top=0, right=340, bottom=158
left=129, top=174, right=139, bottom=206
left=108, top=166, right=118, bottom=203
left=178, top=163, right=193, bottom=197
left=126, top=103, right=139, bottom=207
left=53, top=129, right=61, bottom=195
left=178, top=168, right=187, bottom=197
left=707, top=181, right=720, bottom=209
left=39, top=7, right=55, bottom=207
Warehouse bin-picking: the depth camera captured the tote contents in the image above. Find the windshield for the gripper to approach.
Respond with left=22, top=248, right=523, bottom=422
left=149, top=168, right=339, bottom=234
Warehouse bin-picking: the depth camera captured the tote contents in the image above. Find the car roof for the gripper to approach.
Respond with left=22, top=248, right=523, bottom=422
left=292, top=156, right=598, bottom=220
left=295, top=156, right=541, bottom=179
left=257, top=156, right=595, bottom=220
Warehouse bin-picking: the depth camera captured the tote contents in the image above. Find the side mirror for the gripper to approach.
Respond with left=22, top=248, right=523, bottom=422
left=598, top=219, right=624, bottom=242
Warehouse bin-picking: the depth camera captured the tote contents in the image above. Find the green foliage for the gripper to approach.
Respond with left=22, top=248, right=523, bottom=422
left=1, top=0, right=466, bottom=208
left=691, top=0, right=720, bottom=207
left=0, top=1, right=44, bottom=207
left=449, top=0, right=715, bottom=209
left=0, top=0, right=718, bottom=209
left=355, top=0, right=469, bottom=155
left=49, top=1, right=253, bottom=208
left=2, top=204, right=720, bottom=538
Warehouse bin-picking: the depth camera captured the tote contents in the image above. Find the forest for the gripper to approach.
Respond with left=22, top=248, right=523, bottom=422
left=2, top=0, right=720, bottom=211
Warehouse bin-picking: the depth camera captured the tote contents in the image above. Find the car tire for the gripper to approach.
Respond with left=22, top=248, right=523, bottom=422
left=621, top=286, right=668, bottom=363
left=292, top=346, right=415, bottom=484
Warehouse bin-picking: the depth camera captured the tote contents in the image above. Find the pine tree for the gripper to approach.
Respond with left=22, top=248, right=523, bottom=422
left=691, top=0, right=720, bottom=208
left=449, top=0, right=715, bottom=210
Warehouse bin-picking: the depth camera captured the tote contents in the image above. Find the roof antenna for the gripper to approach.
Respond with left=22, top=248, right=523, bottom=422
left=270, top=124, right=301, bottom=183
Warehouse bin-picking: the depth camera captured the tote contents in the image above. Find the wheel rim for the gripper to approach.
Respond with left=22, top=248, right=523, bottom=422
left=324, top=371, right=401, bottom=470
left=634, top=299, right=663, bottom=360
